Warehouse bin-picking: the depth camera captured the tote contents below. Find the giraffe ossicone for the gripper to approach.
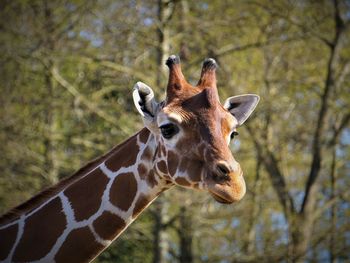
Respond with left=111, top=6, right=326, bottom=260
left=0, top=55, right=259, bottom=262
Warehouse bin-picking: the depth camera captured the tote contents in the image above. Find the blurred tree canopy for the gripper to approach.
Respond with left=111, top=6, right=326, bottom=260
left=0, top=0, right=349, bottom=262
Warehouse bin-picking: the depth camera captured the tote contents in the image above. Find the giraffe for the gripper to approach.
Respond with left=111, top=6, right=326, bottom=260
left=0, top=55, right=259, bottom=263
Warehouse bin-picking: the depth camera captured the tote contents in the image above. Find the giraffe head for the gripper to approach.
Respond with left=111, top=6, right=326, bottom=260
left=133, top=55, right=259, bottom=204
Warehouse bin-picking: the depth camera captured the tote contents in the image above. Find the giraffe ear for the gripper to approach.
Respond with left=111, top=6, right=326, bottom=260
left=133, top=82, right=159, bottom=121
left=224, top=94, right=260, bottom=126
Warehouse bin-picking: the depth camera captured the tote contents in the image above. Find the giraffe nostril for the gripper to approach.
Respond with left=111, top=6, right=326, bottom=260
left=214, top=162, right=231, bottom=181
left=217, top=162, right=230, bottom=175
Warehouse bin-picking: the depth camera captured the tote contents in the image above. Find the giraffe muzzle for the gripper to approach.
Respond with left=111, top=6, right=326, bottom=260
left=207, top=162, right=246, bottom=204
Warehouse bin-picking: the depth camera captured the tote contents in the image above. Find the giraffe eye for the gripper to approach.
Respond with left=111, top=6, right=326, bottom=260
left=230, top=131, right=239, bottom=140
left=159, top=123, right=179, bottom=139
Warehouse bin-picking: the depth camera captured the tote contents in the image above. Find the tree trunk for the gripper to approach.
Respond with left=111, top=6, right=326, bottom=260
left=43, top=1, right=59, bottom=185
left=156, top=0, right=174, bottom=87
left=153, top=2, right=176, bottom=262
left=291, top=3, right=347, bottom=261
left=243, top=156, right=262, bottom=254
left=43, top=64, right=60, bottom=185
left=329, top=144, right=336, bottom=263
left=289, top=213, right=315, bottom=262
left=152, top=199, right=169, bottom=263
left=179, top=206, right=193, bottom=263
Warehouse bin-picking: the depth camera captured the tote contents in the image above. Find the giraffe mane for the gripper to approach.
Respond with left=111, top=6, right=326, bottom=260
left=0, top=130, right=143, bottom=226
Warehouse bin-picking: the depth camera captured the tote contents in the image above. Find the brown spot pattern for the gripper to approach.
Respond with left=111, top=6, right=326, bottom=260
left=175, top=177, right=191, bottom=187
left=160, top=145, right=167, bottom=156
left=138, top=128, right=150, bottom=144
left=133, top=195, right=150, bottom=218
left=157, top=145, right=163, bottom=158
left=141, top=147, right=153, bottom=162
left=146, top=170, right=157, bottom=187
left=93, top=211, right=126, bottom=240
left=0, top=224, right=18, bottom=260
left=64, top=168, right=109, bottom=221
left=179, top=158, right=190, bottom=172
left=188, top=161, right=203, bottom=182
left=54, top=227, right=104, bottom=263
left=13, top=198, right=66, bottom=262
left=175, top=137, right=187, bottom=152
left=138, top=163, right=148, bottom=179
left=167, top=150, right=179, bottom=176
left=157, top=160, right=168, bottom=174
left=105, top=137, right=139, bottom=171
left=110, top=172, right=137, bottom=211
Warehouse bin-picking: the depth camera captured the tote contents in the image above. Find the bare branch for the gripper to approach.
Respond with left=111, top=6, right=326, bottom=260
left=81, top=56, right=155, bottom=85
left=328, top=112, right=350, bottom=146
left=246, top=125, right=295, bottom=215
left=301, top=0, right=348, bottom=213
left=51, top=66, right=126, bottom=133
left=249, top=1, right=333, bottom=47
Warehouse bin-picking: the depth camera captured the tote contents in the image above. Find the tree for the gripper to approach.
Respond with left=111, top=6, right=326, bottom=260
left=1, top=1, right=349, bottom=262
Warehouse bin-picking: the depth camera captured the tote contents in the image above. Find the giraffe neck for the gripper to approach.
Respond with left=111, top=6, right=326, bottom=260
left=0, top=128, right=172, bottom=263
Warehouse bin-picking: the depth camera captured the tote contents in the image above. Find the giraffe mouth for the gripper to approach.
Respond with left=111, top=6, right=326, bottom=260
left=209, top=191, right=233, bottom=204
left=206, top=171, right=246, bottom=204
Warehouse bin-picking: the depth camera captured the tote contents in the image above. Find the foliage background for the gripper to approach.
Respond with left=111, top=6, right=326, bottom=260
left=0, top=0, right=349, bottom=262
